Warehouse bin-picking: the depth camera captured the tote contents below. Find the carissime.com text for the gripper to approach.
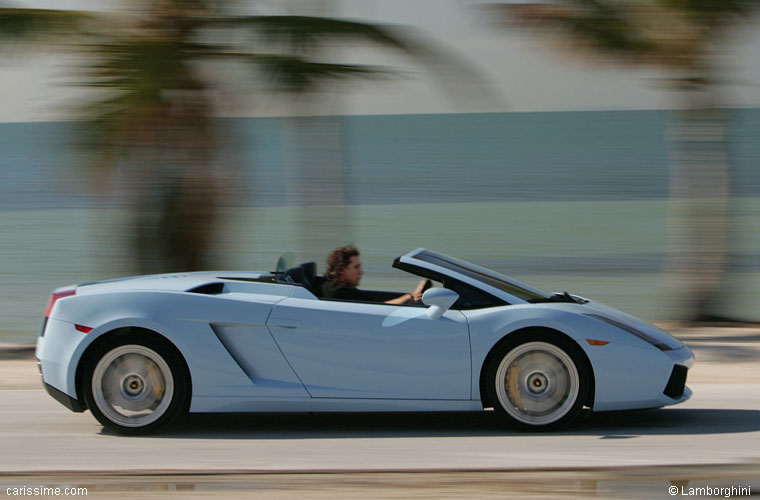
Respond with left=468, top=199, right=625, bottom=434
left=6, top=486, right=88, bottom=496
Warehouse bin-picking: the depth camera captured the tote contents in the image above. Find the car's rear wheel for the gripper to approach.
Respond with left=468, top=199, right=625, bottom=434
left=487, top=334, right=588, bottom=429
left=83, top=334, right=188, bottom=435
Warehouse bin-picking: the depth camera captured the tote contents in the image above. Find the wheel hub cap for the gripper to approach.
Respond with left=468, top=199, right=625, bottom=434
left=527, top=372, right=549, bottom=394
left=122, top=374, right=145, bottom=397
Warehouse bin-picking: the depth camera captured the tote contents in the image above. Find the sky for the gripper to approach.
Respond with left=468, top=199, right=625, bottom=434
left=1, top=0, right=759, bottom=122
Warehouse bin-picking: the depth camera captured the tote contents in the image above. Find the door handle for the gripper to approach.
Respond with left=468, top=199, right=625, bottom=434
left=268, top=318, right=302, bottom=329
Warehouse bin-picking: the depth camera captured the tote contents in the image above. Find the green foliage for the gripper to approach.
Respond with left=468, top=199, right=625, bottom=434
left=660, top=0, right=756, bottom=25
left=0, top=6, right=91, bottom=42
left=550, top=0, right=659, bottom=58
left=251, top=54, right=390, bottom=92
left=495, top=0, right=760, bottom=71
left=229, top=15, right=413, bottom=53
left=68, top=8, right=430, bottom=152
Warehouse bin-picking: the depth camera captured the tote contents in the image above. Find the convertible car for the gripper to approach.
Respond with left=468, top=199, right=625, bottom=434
left=36, top=248, right=693, bottom=434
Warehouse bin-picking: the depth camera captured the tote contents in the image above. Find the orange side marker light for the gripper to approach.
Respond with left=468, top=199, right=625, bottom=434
left=586, top=339, right=609, bottom=346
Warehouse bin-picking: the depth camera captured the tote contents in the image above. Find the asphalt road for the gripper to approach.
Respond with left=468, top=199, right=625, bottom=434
left=0, top=382, right=758, bottom=472
left=0, top=331, right=758, bottom=498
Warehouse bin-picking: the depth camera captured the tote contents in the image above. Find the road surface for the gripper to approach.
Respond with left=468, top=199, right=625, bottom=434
left=0, top=328, right=758, bottom=498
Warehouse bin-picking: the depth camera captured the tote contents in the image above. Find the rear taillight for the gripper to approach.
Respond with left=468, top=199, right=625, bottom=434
left=45, top=289, right=76, bottom=318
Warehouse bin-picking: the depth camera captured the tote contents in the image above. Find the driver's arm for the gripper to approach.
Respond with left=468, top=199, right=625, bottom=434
left=384, top=293, right=415, bottom=305
left=383, top=279, right=430, bottom=305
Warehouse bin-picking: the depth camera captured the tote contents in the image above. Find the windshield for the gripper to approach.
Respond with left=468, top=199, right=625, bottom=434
left=412, top=250, right=552, bottom=302
left=275, top=252, right=295, bottom=275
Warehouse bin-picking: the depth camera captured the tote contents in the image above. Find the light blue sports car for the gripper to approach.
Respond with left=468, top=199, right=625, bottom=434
left=37, top=249, right=694, bottom=434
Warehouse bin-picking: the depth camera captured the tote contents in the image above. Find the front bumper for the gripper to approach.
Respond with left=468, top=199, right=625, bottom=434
left=659, top=344, right=694, bottom=404
left=590, top=343, right=694, bottom=411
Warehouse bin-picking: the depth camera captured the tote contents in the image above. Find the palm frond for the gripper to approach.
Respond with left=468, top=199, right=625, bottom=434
left=250, top=54, right=394, bottom=92
left=0, top=7, right=93, bottom=41
left=661, top=0, right=758, bottom=24
left=222, top=15, right=415, bottom=54
left=489, top=0, right=760, bottom=67
left=491, top=1, right=658, bottom=61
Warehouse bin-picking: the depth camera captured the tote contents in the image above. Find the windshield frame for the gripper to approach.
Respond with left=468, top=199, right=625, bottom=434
left=394, top=249, right=552, bottom=304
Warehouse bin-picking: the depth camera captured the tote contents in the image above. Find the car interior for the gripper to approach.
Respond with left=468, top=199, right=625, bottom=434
left=277, top=261, right=505, bottom=310
left=279, top=262, right=324, bottom=298
left=279, top=262, right=407, bottom=302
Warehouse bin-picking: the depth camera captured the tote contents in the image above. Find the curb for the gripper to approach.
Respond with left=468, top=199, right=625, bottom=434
left=0, top=344, right=36, bottom=360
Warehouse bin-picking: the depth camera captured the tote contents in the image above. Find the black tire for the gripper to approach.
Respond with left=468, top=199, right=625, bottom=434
left=82, top=333, right=189, bottom=435
left=486, top=332, right=589, bottom=430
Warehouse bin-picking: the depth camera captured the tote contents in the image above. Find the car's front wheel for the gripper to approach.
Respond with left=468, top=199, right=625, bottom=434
left=487, top=333, right=589, bottom=429
left=83, top=334, right=188, bottom=435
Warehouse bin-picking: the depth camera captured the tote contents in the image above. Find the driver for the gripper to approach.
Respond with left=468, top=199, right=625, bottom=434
left=323, top=245, right=428, bottom=304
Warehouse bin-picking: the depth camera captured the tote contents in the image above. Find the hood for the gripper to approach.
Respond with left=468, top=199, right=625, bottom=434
left=540, top=298, right=685, bottom=351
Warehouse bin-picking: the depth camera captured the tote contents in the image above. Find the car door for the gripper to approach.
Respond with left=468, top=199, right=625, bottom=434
left=266, top=297, right=471, bottom=400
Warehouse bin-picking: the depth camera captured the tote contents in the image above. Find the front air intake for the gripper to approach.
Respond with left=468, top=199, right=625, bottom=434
left=663, top=365, right=688, bottom=399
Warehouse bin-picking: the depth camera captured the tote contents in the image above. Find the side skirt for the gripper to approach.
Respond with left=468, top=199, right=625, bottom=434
left=190, top=397, right=483, bottom=413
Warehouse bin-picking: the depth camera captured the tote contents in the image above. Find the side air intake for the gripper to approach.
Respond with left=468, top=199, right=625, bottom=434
left=187, top=283, right=225, bottom=295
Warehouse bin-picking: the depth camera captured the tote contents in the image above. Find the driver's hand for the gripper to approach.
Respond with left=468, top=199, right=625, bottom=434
left=410, top=279, right=430, bottom=302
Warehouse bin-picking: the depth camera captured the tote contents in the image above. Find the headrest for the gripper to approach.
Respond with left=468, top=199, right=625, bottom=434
left=301, top=262, right=317, bottom=282
left=283, top=266, right=305, bottom=284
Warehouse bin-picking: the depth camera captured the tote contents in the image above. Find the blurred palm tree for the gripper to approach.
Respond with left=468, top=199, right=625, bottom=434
left=239, top=4, right=494, bottom=260
left=487, top=0, right=758, bottom=322
left=233, top=9, right=441, bottom=259
left=5, top=0, right=461, bottom=274
left=251, top=3, right=500, bottom=260
left=77, top=1, right=225, bottom=274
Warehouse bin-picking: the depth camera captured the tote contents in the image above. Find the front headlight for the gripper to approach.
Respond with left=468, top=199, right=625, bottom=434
left=585, top=314, right=678, bottom=352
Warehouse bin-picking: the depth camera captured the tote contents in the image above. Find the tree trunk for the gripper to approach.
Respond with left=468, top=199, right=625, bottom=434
left=160, top=172, right=220, bottom=272
left=666, top=89, right=734, bottom=322
left=285, top=113, right=355, bottom=260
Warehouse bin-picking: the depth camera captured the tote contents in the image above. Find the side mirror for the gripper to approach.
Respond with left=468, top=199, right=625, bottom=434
left=422, top=288, right=459, bottom=320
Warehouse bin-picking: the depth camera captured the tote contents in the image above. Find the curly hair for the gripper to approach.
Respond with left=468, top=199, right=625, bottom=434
left=325, top=245, right=359, bottom=284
